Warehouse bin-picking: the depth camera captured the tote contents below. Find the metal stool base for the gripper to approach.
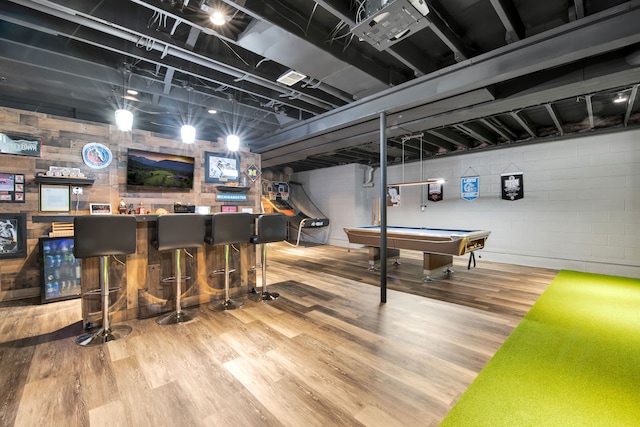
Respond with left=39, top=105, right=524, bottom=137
left=76, top=325, right=132, bottom=346
left=209, top=298, right=243, bottom=311
left=250, top=290, right=280, bottom=302
left=156, top=309, right=197, bottom=325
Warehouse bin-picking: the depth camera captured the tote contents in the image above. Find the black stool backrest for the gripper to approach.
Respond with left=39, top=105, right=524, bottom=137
left=154, top=214, right=205, bottom=251
left=206, top=212, right=253, bottom=246
left=73, top=215, right=137, bottom=258
left=253, top=214, right=288, bottom=244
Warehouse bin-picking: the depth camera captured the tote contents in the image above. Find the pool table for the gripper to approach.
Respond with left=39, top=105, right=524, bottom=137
left=343, top=226, right=491, bottom=280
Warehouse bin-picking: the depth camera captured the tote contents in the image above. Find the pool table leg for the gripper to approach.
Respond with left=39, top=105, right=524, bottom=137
left=422, top=253, right=453, bottom=282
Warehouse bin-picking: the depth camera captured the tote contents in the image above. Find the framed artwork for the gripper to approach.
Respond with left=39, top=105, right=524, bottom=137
left=0, top=173, right=26, bottom=203
left=205, top=152, right=239, bottom=184
left=0, top=213, right=27, bottom=259
left=221, top=205, right=238, bottom=213
left=89, top=203, right=112, bottom=215
left=39, top=184, right=71, bottom=212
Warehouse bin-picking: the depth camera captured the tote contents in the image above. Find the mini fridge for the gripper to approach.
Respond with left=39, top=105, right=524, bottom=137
left=39, top=236, right=82, bottom=303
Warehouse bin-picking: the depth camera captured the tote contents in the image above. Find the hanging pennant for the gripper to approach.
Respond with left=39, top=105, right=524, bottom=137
left=428, top=183, right=443, bottom=202
left=461, top=176, right=479, bottom=201
left=501, top=172, right=524, bottom=200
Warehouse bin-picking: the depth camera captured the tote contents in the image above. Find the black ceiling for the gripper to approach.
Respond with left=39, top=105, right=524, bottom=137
left=1, top=0, right=639, bottom=173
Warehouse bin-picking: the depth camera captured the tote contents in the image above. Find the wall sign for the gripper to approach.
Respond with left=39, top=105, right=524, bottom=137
left=216, top=193, right=247, bottom=201
left=0, top=133, right=41, bottom=157
left=245, top=164, right=261, bottom=182
left=82, top=143, right=113, bottom=169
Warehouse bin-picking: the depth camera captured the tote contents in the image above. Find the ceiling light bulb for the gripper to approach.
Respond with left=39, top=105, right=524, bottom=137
left=126, top=89, right=138, bottom=95
left=207, top=109, right=217, bottom=114
left=114, top=109, right=133, bottom=131
left=210, top=11, right=226, bottom=25
left=181, top=124, right=196, bottom=144
left=613, top=92, right=629, bottom=103
left=227, top=134, right=240, bottom=151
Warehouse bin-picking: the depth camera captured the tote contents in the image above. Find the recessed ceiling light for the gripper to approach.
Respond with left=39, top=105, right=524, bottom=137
left=207, top=109, right=217, bottom=114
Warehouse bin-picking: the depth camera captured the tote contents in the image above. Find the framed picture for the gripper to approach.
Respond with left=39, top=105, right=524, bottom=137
left=0, top=173, right=26, bottom=203
left=205, top=152, right=240, bottom=184
left=0, top=213, right=27, bottom=259
left=89, top=203, right=112, bottom=215
left=221, top=205, right=238, bottom=213
left=39, top=184, right=70, bottom=212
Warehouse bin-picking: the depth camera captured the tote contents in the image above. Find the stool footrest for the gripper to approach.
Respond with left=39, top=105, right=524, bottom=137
left=161, top=275, right=191, bottom=283
left=84, top=286, right=122, bottom=296
left=213, top=268, right=236, bottom=275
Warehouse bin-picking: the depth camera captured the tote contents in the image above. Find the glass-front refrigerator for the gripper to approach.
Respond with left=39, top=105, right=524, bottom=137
left=39, top=237, right=82, bottom=303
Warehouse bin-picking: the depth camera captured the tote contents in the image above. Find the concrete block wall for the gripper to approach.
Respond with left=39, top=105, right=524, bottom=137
left=292, top=163, right=370, bottom=246
left=292, top=128, right=640, bottom=278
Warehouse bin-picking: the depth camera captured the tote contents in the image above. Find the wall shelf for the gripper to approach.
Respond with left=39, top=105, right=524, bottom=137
left=215, top=185, right=250, bottom=193
left=35, top=176, right=95, bottom=186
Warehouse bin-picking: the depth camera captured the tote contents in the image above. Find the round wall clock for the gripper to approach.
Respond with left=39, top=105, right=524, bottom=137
left=82, top=143, right=113, bottom=169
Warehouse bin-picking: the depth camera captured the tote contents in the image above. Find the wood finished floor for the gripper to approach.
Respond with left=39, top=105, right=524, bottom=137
left=0, top=243, right=557, bottom=426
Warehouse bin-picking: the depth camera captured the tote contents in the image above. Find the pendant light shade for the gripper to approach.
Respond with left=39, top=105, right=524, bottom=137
left=227, top=134, right=240, bottom=151
left=181, top=124, right=196, bottom=144
left=115, top=109, right=133, bottom=131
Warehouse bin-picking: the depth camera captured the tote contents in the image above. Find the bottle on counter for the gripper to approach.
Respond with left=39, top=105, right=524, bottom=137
left=118, top=199, right=128, bottom=214
left=137, top=202, right=146, bottom=215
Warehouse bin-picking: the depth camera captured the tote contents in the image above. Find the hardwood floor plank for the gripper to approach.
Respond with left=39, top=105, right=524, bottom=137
left=0, top=243, right=557, bottom=426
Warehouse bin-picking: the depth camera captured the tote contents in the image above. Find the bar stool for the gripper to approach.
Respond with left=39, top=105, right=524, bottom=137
left=73, top=215, right=137, bottom=346
left=250, top=214, right=288, bottom=301
left=205, top=212, right=254, bottom=311
left=153, top=213, right=205, bottom=325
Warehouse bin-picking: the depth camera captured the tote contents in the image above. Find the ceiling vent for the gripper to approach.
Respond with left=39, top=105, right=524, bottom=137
left=351, top=0, right=429, bottom=51
left=276, top=70, right=307, bottom=86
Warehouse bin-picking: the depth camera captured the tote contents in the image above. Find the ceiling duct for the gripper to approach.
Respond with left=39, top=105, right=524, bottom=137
left=237, top=19, right=389, bottom=99
left=351, top=0, right=430, bottom=51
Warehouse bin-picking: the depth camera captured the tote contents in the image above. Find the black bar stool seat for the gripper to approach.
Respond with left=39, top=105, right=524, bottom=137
left=153, top=214, right=205, bottom=325
left=73, top=215, right=137, bottom=346
left=250, top=214, right=288, bottom=301
left=205, top=212, right=254, bottom=311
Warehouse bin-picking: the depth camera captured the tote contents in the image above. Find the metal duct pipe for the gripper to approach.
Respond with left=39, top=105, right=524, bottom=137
left=11, top=0, right=335, bottom=112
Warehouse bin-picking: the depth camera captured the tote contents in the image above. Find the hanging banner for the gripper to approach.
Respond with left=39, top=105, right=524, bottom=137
left=501, top=172, right=524, bottom=200
left=461, top=176, right=479, bottom=201
left=428, top=183, right=443, bottom=202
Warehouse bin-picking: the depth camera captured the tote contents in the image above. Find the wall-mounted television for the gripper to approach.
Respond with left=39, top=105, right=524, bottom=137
left=126, top=149, right=195, bottom=190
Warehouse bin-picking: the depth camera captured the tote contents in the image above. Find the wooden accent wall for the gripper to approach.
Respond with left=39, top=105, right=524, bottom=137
left=0, top=107, right=261, bottom=301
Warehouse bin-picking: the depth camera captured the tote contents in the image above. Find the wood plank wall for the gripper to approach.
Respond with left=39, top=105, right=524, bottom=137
left=0, top=107, right=261, bottom=301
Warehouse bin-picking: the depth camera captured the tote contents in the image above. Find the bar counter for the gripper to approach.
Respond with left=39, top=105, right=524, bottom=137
left=34, top=215, right=256, bottom=327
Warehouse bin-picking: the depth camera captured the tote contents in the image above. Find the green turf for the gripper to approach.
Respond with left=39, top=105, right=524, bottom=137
left=440, top=270, right=640, bottom=426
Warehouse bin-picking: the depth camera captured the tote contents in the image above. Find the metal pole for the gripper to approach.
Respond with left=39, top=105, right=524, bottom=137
left=379, top=112, right=387, bottom=303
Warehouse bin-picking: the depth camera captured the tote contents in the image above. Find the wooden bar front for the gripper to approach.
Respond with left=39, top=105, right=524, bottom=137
left=80, top=216, right=256, bottom=328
